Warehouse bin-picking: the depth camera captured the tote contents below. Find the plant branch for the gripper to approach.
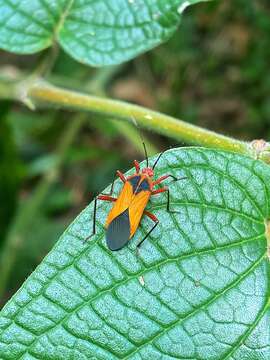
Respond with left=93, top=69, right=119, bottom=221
left=0, top=76, right=269, bottom=162
left=23, top=80, right=252, bottom=157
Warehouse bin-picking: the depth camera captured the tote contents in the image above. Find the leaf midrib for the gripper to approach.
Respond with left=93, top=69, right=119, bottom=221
left=55, top=0, right=74, bottom=35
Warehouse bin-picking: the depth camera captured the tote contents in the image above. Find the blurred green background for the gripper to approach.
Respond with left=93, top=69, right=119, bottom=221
left=0, top=0, right=270, bottom=306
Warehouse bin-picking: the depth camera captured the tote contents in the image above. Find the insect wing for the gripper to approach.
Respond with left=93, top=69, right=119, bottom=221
left=129, top=190, right=151, bottom=237
left=106, top=209, right=130, bottom=251
left=106, top=181, right=133, bottom=227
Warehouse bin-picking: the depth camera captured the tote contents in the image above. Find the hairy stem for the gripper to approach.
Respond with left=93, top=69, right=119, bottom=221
left=0, top=75, right=266, bottom=160
left=24, top=80, right=251, bottom=156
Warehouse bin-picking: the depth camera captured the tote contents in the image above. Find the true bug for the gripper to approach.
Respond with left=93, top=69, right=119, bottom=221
left=87, top=141, right=186, bottom=251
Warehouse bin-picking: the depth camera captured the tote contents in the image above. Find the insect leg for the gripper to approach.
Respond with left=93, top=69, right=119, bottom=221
left=153, top=175, right=187, bottom=186
left=134, top=160, right=140, bottom=174
left=165, top=188, right=181, bottom=213
left=152, top=187, right=181, bottom=213
left=137, top=211, right=159, bottom=249
left=152, top=151, right=164, bottom=169
left=98, top=195, right=117, bottom=201
left=100, top=170, right=126, bottom=196
left=151, top=187, right=167, bottom=195
left=85, top=195, right=116, bottom=242
left=116, top=170, right=126, bottom=183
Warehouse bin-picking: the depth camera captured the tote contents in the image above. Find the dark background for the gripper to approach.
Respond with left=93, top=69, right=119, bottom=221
left=0, top=0, right=269, bottom=306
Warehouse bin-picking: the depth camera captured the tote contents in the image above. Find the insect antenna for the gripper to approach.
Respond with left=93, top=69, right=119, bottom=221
left=142, top=141, right=149, bottom=167
left=130, top=116, right=149, bottom=167
left=152, top=145, right=173, bottom=169
left=152, top=151, right=164, bottom=170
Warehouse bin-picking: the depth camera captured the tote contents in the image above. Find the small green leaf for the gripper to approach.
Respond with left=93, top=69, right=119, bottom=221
left=0, top=148, right=269, bottom=359
left=0, top=0, right=211, bottom=66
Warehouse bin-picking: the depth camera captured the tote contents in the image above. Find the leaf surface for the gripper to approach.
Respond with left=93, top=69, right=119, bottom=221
left=0, top=148, right=269, bottom=359
left=0, top=0, right=210, bottom=66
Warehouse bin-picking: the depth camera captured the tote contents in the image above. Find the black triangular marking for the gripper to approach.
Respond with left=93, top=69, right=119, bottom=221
left=106, top=209, right=130, bottom=251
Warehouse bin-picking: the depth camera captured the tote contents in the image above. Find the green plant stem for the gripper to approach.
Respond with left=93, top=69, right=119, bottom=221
left=23, top=81, right=250, bottom=156
left=0, top=75, right=249, bottom=156
left=33, top=43, right=59, bottom=78
left=1, top=75, right=267, bottom=160
left=0, top=115, right=85, bottom=300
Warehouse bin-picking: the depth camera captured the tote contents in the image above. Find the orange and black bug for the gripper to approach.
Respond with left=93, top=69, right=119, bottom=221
left=88, top=143, right=186, bottom=251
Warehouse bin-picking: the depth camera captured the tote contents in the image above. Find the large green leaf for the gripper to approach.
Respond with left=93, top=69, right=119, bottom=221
left=0, top=0, right=211, bottom=66
left=0, top=148, right=269, bottom=359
